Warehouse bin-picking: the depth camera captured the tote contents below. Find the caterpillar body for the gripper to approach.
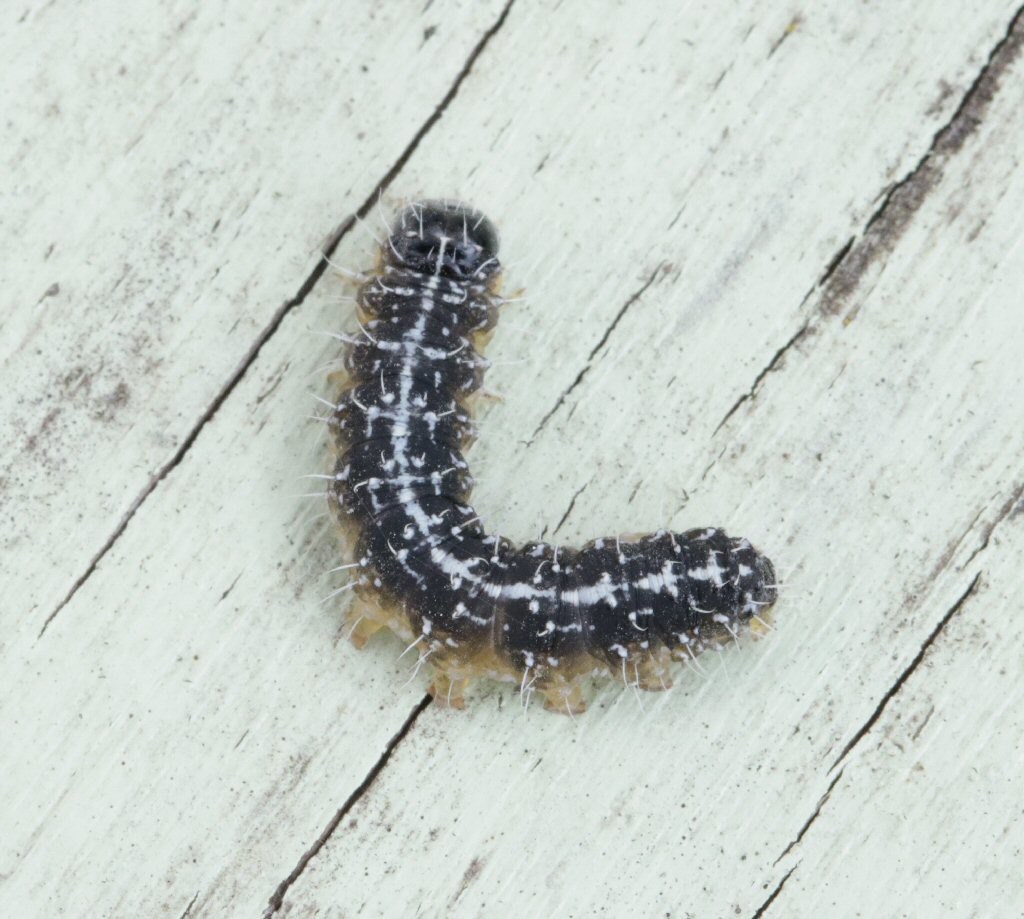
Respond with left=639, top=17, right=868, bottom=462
left=326, top=200, right=777, bottom=714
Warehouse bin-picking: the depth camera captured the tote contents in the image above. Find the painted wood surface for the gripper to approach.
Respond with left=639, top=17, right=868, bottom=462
left=2, top=1, right=1022, bottom=916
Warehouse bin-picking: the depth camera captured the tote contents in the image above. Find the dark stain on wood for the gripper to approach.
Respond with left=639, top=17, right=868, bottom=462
left=820, top=10, right=1024, bottom=321
left=450, top=856, right=485, bottom=906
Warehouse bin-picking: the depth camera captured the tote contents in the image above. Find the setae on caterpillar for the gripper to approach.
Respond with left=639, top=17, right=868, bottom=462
left=323, top=199, right=777, bottom=714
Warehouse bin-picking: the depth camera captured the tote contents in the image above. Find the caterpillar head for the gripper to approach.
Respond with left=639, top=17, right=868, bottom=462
left=386, top=200, right=500, bottom=280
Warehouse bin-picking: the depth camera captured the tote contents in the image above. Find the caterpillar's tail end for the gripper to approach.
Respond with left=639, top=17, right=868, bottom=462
left=747, top=550, right=778, bottom=638
left=754, top=551, right=778, bottom=603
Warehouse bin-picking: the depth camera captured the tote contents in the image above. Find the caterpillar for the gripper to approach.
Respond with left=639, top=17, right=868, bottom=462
left=324, top=200, right=777, bottom=714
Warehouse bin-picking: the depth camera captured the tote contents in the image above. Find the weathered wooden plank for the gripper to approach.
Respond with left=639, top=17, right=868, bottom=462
left=2, top=1, right=1022, bottom=917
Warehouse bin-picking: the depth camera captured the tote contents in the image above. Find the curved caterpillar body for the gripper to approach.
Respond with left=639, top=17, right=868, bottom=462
left=326, top=200, right=777, bottom=713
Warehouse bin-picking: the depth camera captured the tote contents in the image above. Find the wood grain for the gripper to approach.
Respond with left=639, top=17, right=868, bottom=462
left=2, top=1, right=1022, bottom=916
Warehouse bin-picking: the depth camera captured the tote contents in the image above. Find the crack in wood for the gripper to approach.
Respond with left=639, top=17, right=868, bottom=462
left=177, top=890, right=199, bottom=919
left=919, top=482, right=1022, bottom=595
left=713, top=5, right=1024, bottom=439
left=764, top=479, right=1022, bottom=883
left=766, top=15, right=802, bottom=59
left=750, top=865, right=795, bottom=919
left=216, top=571, right=244, bottom=606
left=552, top=480, right=590, bottom=536
left=821, top=5, right=1024, bottom=321
left=773, top=768, right=845, bottom=866
left=910, top=703, right=935, bottom=742
left=829, top=572, right=982, bottom=774
left=529, top=263, right=666, bottom=442
left=815, top=235, right=855, bottom=288
left=963, top=481, right=1024, bottom=569
left=920, top=503, right=986, bottom=593
left=262, top=695, right=432, bottom=917
left=712, top=320, right=810, bottom=435
left=36, top=0, right=518, bottom=638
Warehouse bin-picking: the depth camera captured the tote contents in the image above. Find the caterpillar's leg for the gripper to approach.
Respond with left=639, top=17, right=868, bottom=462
left=345, top=607, right=386, bottom=649
left=471, top=325, right=499, bottom=352
left=428, top=669, right=470, bottom=710
left=538, top=674, right=588, bottom=716
left=344, top=586, right=393, bottom=649
left=634, top=647, right=674, bottom=692
left=467, top=388, right=504, bottom=410
left=748, top=606, right=776, bottom=639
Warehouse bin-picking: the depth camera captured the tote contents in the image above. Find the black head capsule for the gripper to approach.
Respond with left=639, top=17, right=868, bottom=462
left=386, top=200, right=500, bottom=281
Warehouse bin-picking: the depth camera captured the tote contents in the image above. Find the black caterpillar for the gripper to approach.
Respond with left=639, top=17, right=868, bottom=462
left=325, top=200, right=777, bottom=713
